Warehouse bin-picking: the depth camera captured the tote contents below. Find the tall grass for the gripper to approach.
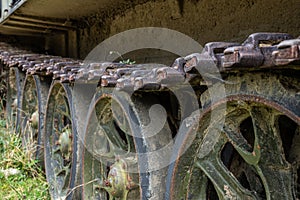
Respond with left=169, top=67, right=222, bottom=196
left=0, top=99, right=50, bottom=199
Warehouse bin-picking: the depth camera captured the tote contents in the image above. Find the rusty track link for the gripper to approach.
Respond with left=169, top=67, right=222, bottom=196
left=0, top=32, right=299, bottom=90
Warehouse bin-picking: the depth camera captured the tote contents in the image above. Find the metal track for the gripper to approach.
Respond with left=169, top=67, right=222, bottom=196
left=0, top=32, right=299, bottom=199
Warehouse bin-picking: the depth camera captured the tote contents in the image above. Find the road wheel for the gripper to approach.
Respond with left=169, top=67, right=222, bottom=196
left=44, top=82, right=78, bottom=199
left=166, top=72, right=300, bottom=199
left=21, top=75, right=51, bottom=167
left=6, top=67, right=25, bottom=131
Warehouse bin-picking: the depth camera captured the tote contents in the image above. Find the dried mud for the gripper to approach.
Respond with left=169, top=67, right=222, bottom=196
left=78, top=0, right=300, bottom=59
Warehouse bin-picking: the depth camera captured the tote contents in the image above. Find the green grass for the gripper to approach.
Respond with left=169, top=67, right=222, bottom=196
left=0, top=111, right=50, bottom=199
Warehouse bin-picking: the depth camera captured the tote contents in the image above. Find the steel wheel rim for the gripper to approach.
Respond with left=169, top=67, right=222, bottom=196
left=44, top=82, right=77, bottom=199
left=21, top=75, right=50, bottom=166
left=6, top=67, right=25, bottom=131
left=82, top=89, right=140, bottom=200
left=21, top=75, right=39, bottom=158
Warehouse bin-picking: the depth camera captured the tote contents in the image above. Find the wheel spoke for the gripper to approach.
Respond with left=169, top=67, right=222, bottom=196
left=112, top=100, right=131, bottom=134
left=102, top=122, right=128, bottom=152
left=249, top=107, right=287, bottom=166
left=249, top=106, right=294, bottom=200
left=196, top=128, right=258, bottom=199
left=223, top=120, right=260, bottom=166
left=92, top=126, right=112, bottom=159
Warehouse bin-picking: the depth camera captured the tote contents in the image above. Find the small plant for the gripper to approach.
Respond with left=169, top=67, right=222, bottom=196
left=109, top=51, right=136, bottom=65
left=119, top=58, right=136, bottom=65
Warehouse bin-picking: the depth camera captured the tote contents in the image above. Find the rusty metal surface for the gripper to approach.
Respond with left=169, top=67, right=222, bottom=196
left=0, top=33, right=299, bottom=89
left=166, top=73, right=300, bottom=199
left=0, top=32, right=300, bottom=200
left=222, top=33, right=293, bottom=69
left=272, top=38, right=300, bottom=66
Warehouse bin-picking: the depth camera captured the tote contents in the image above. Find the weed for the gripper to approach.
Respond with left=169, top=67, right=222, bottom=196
left=109, top=51, right=136, bottom=65
left=0, top=116, right=50, bottom=199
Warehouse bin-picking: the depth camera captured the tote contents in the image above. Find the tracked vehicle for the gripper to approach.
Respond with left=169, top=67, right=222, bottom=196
left=0, top=0, right=299, bottom=199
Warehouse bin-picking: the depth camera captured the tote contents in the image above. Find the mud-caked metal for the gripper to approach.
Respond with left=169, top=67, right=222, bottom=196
left=0, top=32, right=299, bottom=200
